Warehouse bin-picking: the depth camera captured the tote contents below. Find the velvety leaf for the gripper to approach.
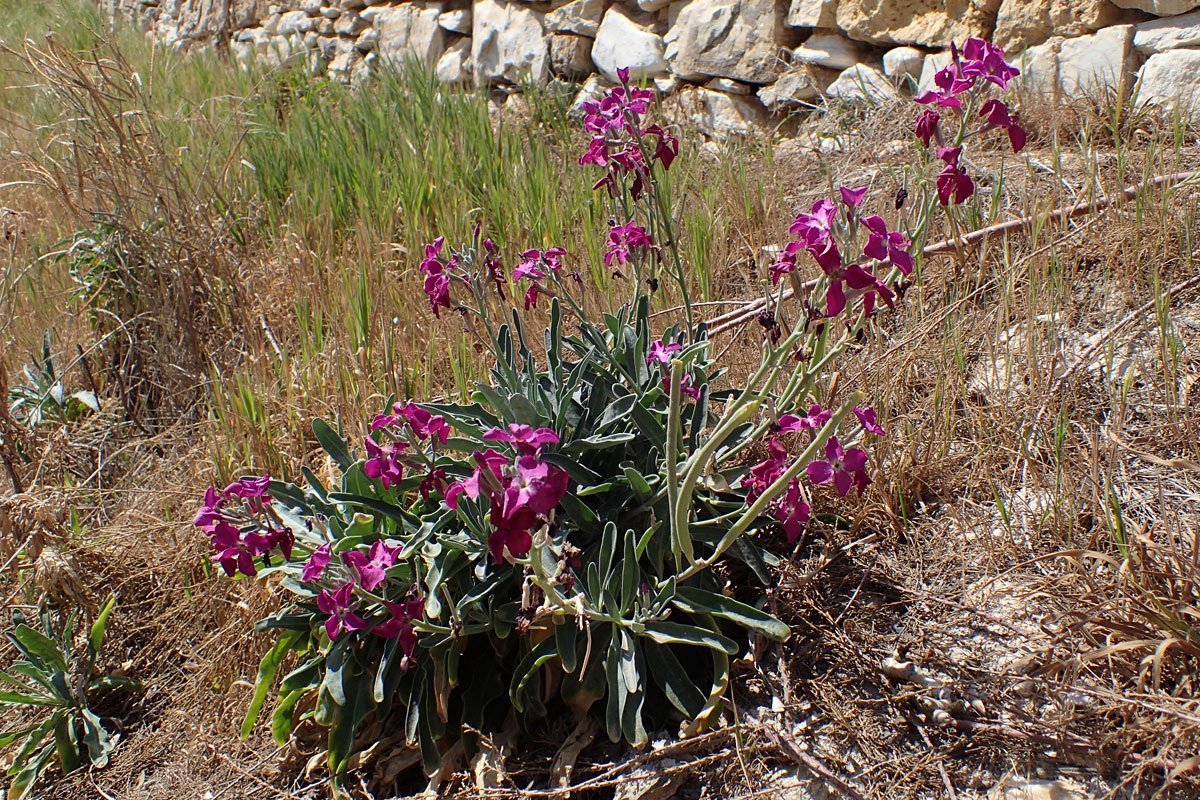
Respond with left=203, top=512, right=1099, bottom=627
left=10, top=626, right=66, bottom=673
left=80, top=708, right=115, bottom=767
left=640, top=622, right=738, bottom=654
left=672, top=587, right=790, bottom=642
left=327, top=654, right=375, bottom=775
left=7, top=739, right=56, bottom=800
left=643, top=642, right=707, bottom=717
left=508, top=638, right=557, bottom=712
left=242, top=630, right=302, bottom=739
left=555, top=618, right=578, bottom=675
left=312, top=418, right=353, bottom=471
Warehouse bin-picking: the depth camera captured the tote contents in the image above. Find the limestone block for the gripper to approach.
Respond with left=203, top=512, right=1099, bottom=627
left=665, top=0, right=790, bottom=84
left=592, top=6, right=667, bottom=82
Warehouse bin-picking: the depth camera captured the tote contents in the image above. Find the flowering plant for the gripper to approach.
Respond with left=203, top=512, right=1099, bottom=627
left=201, top=54, right=1026, bottom=783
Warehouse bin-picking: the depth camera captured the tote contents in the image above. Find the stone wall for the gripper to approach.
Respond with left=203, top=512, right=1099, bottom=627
left=100, top=0, right=1200, bottom=130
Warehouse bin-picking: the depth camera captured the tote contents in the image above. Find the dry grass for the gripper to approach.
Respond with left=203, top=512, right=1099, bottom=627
left=2, top=5, right=1200, bottom=799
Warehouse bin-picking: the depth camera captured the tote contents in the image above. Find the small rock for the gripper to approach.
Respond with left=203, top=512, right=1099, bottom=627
left=1134, top=9, right=1200, bottom=53
left=786, top=0, right=837, bottom=28
left=569, top=73, right=611, bottom=118
left=793, top=32, right=866, bottom=70
left=333, top=11, right=368, bottom=36
left=612, top=760, right=688, bottom=800
left=825, top=63, right=901, bottom=103
left=916, top=50, right=952, bottom=94
left=435, top=36, right=472, bottom=82
left=276, top=9, right=317, bottom=34
left=994, top=0, right=1124, bottom=53
left=550, top=33, right=594, bottom=78
left=835, top=0, right=1002, bottom=48
left=438, top=8, right=471, bottom=34
left=705, top=77, right=751, bottom=94
left=328, top=48, right=360, bottom=81
left=669, top=87, right=766, bottom=137
left=882, top=45, right=925, bottom=80
left=298, top=0, right=322, bottom=14
left=317, top=17, right=335, bottom=35
left=1136, top=47, right=1200, bottom=120
left=1111, top=0, right=1200, bottom=15
left=320, top=6, right=342, bottom=19
left=372, top=2, right=447, bottom=69
left=472, top=0, right=549, bottom=84
left=757, top=67, right=820, bottom=109
left=653, top=74, right=682, bottom=94
left=1022, top=25, right=1138, bottom=99
left=592, top=6, right=667, bottom=83
left=986, top=777, right=1093, bottom=800
left=665, top=0, right=790, bottom=84
left=544, top=0, right=603, bottom=37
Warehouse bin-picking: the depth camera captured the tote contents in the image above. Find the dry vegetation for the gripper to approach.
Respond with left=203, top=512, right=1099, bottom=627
left=1, top=2, right=1199, bottom=798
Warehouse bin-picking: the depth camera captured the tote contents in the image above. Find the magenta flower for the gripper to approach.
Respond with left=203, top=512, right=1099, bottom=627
left=364, top=436, right=407, bottom=488
left=193, top=486, right=224, bottom=529
left=419, top=467, right=448, bottom=501
left=914, top=109, right=941, bottom=147
left=861, top=215, right=915, bottom=275
left=372, top=597, right=424, bottom=662
left=445, top=449, right=510, bottom=509
left=210, top=520, right=260, bottom=578
left=772, top=480, right=811, bottom=542
left=488, top=503, right=539, bottom=562
left=419, top=238, right=454, bottom=317
left=508, top=455, right=570, bottom=515
left=647, top=340, right=682, bottom=366
left=604, top=221, right=656, bottom=270
left=839, top=185, right=868, bottom=209
left=482, top=424, right=559, bottom=454
left=317, top=582, right=367, bottom=640
left=807, top=437, right=871, bottom=496
left=961, top=37, right=1020, bottom=90
left=854, top=406, right=886, bottom=436
left=662, top=374, right=702, bottom=401
left=302, top=542, right=332, bottom=582
left=789, top=199, right=838, bottom=250
left=342, top=541, right=400, bottom=592
left=914, top=61, right=972, bottom=108
left=395, top=402, right=450, bottom=445
left=979, top=99, right=1027, bottom=153
left=778, top=404, right=833, bottom=432
left=743, top=437, right=788, bottom=503
left=935, top=147, right=974, bottom=206
left=770, top=241, right=803, bottom=286
left=643, top=124, right=679, bottom=171
left=224, top=475, right=271, bottom=503
left=266, top=528, right=294, bottom=561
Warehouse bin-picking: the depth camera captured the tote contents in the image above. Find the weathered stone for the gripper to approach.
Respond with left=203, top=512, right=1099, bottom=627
left=1020, top=25, right=1138, bottom=99
left=1112, top=0, right=1200, bottom=14
left=317, top=17, right=335, bottom=34
left=1134, top=10, right=1200, bottom=53
left=334, top=11, right=369, bottom=35
left=318, top=33, right=354, bottom=60
left=1136, top=48, right=1200, bottom=119
left=276, top=9, right=317, bottom=34
left=670, top=87, right=766, bottom=136
left=369, top=2, right=446, bottom=69
left=592, top=6, right=667, bottom=82
left=355, top=26, right=378, bottom=50
left=435, top=37, right=473, bottom=82
left=438, top=8, right=471, bottom=34
left=665, top=0, right=789, bottom=84
left=298, top=0, right=322, bottom=13
left=569, top=73, right=612, bottom=118
left=321, top=6, right=342, bottom=19
left=232, top=0, right=270, bottom=27
left=328, top=48, right=360, bottom=80
left=545, top=0, right=603, bottom=36
left=916, top=50, right=952, bottom=94
left=825, top=62, right=901, bottom=102
left=340, top=0, right=366, bottom=8
left=175, top=0, right=230, bottom=40
left=706, top=76, right=751, bottom=94
left=472, top=0, right=549, bottom=84
left=882, top=45, right=925, bottom=79
left=986, top=777, right=1094, bottom=800
left=994, top=0, right=1124, bottom=52
left=543, top=34, right=588, bottom=77
left=757, top=66, right=823, bottom=108
left=786, top=0, right=837, bottom=27
left=792, top=32, right=866, bottom=70
left=835, top=0, right=1003, bottom=47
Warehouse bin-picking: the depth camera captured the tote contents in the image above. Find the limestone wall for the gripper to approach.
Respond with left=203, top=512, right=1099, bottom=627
left=100, top=0, right=1200, bottom=129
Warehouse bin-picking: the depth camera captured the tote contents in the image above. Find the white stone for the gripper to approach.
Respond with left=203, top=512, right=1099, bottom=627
left=276, top=9, right=316, bottom=34
left=883, top=46, right=925, bottom=80
left=757, top=68, right=820, bottom=108
left=372, top=2, right=447, bottom=69
left=670, top=87, right=766, bottom=136
left=334, top=10, right=368, bottom=35
left=636, top=0, right=671, bottom=10
left=472, top=0, right=549, bottom=84
left=1136, top=48, right=1200, bottom=120
left=792, top=32, right=866, bottom=70
left=544, top=0, right=602, bottom=37
left=328, top=48, right=360, bottom=80
left=917, top=50, right=952, bottom=94
left=569, top=73, right=612, bottom=118
left=825, top=63, right=901, bottom=103
left=1020, top=25, right=1138, bottom=99
left=1112, top=0, right=1200, bottom=14
left=592, top=6, right=667, bottom=83
left=298, top=0, right=322, bottom=13
left=706, top=77, right=751, bottom=94
left=665, top=0, right=789, bottom=84
left=435, top=37, right=473, bottom=82
left=786, top=0, right=837, bottom=27
left=1134, top=11, right=1200, bottom=54
left=438, top=8, right=471, bottom=34
left=355, top=26, right=378, bottom=50
left=320, top=6, right=341, bottom=19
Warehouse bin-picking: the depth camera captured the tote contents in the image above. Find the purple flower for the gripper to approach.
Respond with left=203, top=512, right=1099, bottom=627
left=513, top=249, right=547, bottom=283
left=302, top=542, right=332, bottom=582
left=743, top=438, right=788, bottom=503
left=914, top=61, right=972, bottom=108
left=419, top=238, right=454, bottom=317
left=914, top=109, right=941, bottom=147
left=604, top=221, right=656, bottom=270
left=395, top=402, right=450, bottom=445
left=193, top=486, right=224, bottom=529
left=224, top=475, right=271, bottom=503
left=935, top=147, right=974, bottom=206
left=445, top=449, right=510, bottom=509
left=317, top=583, right=367, bottom=640
left=342, top=541, right=400, bottom=592
left=806, top=437, right=871, bottom=496
left=364, top=436, right=407, bottom=488
left=854, top=406, right=886, bottom=436
left=488, top=503, right=538, bottom=562
left=772, top=479, right=811, bottom=543
left=979, top=99, right=1027, bottom=153
left=861, top=215, right=915, bottom=275
left=777, top=404, right=833, bottom=432
left=508, top=455, right=570, bottom=515
left=643, top=124, right=679, bottom=171
left=789, top=199, right=838, bottom=250
left=662, top=374, right=702, bottom=401
left=770, top=241, right=802, bottom=286
left=961, top=37, right=1020, bottom=90
left=839, top=185, right=868, bottom=209
left=482, top=424, right=559, bottom=454
left=419, top=468, right=447, bottom=501
left=372, top=597, right=424, bottom=662
left=647, top=340, right=682, bottom=366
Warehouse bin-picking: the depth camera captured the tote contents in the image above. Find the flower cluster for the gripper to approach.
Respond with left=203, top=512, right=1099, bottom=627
left=913, top=38, right=1026, bottom=206
left=579, top=67, right=678, bottom=200
left=445, top=425, right=570, bottom=562
left=513, top=246, right=566, bottom=309
left=647, top=340, right=702, bottom=400
left=772, top=187, right=914, bottom=318
left=742, top=405, right=886, bottom=540
left=366, top=401, right=451, bottom=488
left=194, top=477, right=293, bottom=578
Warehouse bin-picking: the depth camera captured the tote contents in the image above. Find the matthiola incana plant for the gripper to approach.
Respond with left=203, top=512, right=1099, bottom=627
left=200, top=52, right=1026, bottom=784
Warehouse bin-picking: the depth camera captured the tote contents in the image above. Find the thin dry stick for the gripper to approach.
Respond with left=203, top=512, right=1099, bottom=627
left=749, top=716, right=872, bottom=800
left=705, top=170, right=1200, bottom=338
